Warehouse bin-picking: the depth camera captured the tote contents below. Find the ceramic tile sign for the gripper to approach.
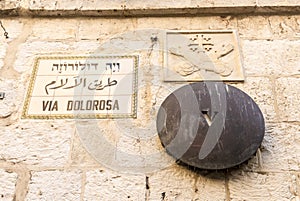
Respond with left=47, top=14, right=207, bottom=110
left=164, top=30, right=244, bottom=81
left=22, top=55, right=138, bottom=119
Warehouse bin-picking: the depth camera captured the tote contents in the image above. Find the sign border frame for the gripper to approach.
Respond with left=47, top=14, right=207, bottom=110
left=22, top=55, right=139, bottom=119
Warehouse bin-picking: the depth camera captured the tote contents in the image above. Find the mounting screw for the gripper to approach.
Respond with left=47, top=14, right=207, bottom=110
left=0, top=92, right=5, bottom=100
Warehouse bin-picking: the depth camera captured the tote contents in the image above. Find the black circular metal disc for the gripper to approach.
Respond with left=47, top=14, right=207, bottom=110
left=157, top=82, right=265, bottom=169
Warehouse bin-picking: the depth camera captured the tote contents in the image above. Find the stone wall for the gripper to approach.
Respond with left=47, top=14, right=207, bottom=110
left=0, top=1, right=299, bottom=200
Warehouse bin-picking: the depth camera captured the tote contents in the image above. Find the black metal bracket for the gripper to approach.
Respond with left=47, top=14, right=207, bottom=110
left=0, top=92, right=5, bottom=100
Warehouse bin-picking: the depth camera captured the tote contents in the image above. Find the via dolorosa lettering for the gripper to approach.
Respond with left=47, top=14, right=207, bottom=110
left=67, top=100, right=119, bottom=111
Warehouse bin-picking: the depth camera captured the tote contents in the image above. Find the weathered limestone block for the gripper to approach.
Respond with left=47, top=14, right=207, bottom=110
left=84, top=169, right=145, bottom=200
left=276, top=77, right=300, bottom=122
left=0, top=169, right=17, bottom=201
left=189, top=16, right=237, bottom=30
left=258, top=0, right=300, bottom=6
left=0, top=19, right=23, bottom=71
left=28, top=0, right=257, bottom=11
left=242, top=123, right=299, bottom=172
left=26, top=170, right=81, bottom=201
left=0, top=77, right=26, bottom=124
left=15, top=40, right=103, bottom=73
left=231, top=77, right=276, bottom=121
left=136, top=16, right=237, bottom=30
left=0, top=0, right=20, bottom=9
left=268, top=15, right=300, bottom=39
left=0, top=44, right=7, bottom=70
left=0, top=19, right=23, bottom=40
left=126, top=0, right=256, bottom=9
left=261, top=123, right=300, bottom=171
left=31, top=19, right=77, bottom=40
left=229, top=171, right=295, bottom=201
left=0, top=122, right=73, bottom=166
left=241, top=40, right=300, bottom=76
left=69, top=131, right=101, bottom=167
left=237, top=16, right=273, bottom=39
left=148, top=166, right=226, bottom=200
left=78, top=18, right=137, bottom=40
left=28, top=0, right=57, bottom=10
left=238, top=15, right=300, bottom=39
left=0, top=79, right=18, bottom=118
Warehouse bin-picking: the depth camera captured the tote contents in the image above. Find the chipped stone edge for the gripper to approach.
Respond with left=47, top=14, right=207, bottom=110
left=1, top=5, right=300, bottom=17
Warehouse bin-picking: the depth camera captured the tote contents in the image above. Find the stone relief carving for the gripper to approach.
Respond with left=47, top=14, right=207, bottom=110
left=164, top=30, right=244, bottom=81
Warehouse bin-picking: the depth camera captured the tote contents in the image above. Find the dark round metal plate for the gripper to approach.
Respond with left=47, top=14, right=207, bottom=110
left=157, top=82, right=265, bottom=169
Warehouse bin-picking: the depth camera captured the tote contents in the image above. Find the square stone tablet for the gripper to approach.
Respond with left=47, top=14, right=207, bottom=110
left=164, top=30, right=244, bottom=81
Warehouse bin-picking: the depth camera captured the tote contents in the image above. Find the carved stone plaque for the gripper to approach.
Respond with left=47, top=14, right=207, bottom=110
left=164, top=30, right=244, bottom=81
left=22, top=55, right=138, bottom=119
